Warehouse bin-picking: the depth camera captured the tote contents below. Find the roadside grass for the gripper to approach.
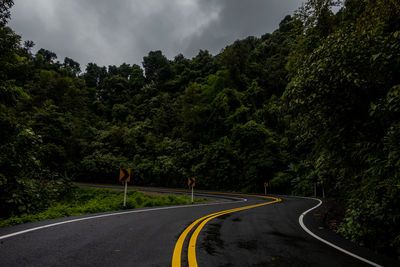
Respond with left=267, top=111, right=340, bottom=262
left=0, top=186, right=206, bottom=228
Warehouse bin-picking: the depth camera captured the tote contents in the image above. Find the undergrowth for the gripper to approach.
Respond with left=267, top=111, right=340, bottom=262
left=0, top=186, right=204, bottom=227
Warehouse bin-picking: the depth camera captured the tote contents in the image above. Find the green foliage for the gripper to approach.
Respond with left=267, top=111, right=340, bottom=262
left=0, top=187, right=200, bottom=227
left=1, top=0, right=400, bottom=259
left=0, top=0, right=13, bottom=26
left=0, top=176, right=72, bottom=219
left=284, top=0, right=400, bottom=258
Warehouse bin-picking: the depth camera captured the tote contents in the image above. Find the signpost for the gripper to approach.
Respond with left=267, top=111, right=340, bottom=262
left=119, top=168, right=131, bottom=207
left=264, top=181, right=268, bottom=195
left=188, top=177, right=195, bottom=204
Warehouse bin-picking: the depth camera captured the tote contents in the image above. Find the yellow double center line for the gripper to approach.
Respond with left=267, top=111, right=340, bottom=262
left=74, top=183, right=281, bottom=266
left=171, top=194, right=281, bottom=267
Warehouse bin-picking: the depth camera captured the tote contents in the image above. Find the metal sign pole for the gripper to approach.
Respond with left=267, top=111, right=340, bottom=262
left=265, top=186, right=267, bottom=196
left=123, top=181, right=127, bottom=207
left=191, top=186, right=194, bottom=204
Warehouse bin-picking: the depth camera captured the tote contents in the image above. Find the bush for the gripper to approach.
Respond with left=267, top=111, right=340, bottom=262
left=0, top=186, right=198, bottom=228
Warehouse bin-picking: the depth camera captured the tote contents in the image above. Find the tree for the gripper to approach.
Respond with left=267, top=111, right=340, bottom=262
left=0, top=0, right=13, bottom=26
left=37, top=48, right=57, bottom=63
left=84, top=62, right=107, bottom=88
left=63, top=57, right=81, bottom=76
left=295, top=0, right=342, bottom=34
left=142, top=50, right=173, bottom=86
left=284, top=0, right=400, bottom=256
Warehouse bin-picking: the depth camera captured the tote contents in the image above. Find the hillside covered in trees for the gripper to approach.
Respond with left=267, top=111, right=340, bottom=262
left=1, top=0, right=399, bottom=259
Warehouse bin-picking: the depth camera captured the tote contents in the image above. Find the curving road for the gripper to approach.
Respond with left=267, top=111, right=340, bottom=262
left=0, top=185, right=397, bottom=266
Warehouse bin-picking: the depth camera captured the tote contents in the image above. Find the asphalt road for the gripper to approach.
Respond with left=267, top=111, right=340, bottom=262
left=0, top=185, right=398, bottom=267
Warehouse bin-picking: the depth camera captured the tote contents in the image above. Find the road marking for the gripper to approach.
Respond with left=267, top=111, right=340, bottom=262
left=298, top=198, right=382, bottom=267
left=171, top=209, right=235, bottom=267
left=172, top=207, right=251, bottom=267
left=172, top=195, right=281, bottom=267
left=188, top=200, right=280, bottom=267
left=68, top=184, right=385, bottom=266
left=0, top=199, right=246, bottom=241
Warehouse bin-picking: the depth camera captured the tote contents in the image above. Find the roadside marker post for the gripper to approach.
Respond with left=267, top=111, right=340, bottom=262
left=188, top=177, right=195, bottom=204
left=123, top=181, right=128, bottom=207
left=119, top=168, right=131, bottom=207
left=264, top=182, right=268, bottom=195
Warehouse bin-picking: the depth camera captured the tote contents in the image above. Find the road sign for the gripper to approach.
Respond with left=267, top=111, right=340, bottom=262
left=264, top=182, right=268, bottom=195
left=188, top=177, right=195, bottom=187
left=119, top=168, right=131, bottom=207
left=188, top=177, right=195, bottom=204
left=119, top=168, right=131, bottom=183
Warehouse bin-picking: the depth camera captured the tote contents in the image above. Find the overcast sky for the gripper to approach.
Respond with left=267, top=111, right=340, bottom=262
left=9, top=0, right=304, bottom=69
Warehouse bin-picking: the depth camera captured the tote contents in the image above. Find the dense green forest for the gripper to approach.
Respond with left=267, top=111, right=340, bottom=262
left=1, top=0, right=399, bottom=259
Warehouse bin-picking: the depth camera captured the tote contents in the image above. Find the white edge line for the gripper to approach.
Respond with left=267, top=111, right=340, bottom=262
left=0, top=198, right=246, bottom=241
left=298, top=197, right=382, bottom=267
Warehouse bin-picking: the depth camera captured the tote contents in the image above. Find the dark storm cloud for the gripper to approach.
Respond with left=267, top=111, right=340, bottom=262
left=9, top=0, right=304, bottom=69
left=183, top=0, right=304, bottom=56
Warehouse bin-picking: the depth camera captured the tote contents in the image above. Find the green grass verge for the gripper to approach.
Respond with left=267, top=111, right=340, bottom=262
left=0, top=186, right=207, bottom=228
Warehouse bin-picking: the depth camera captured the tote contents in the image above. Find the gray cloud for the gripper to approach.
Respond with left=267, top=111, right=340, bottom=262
left=183, top=0, right=305, bottom=56
left=9, top=0, right=304, bottom=69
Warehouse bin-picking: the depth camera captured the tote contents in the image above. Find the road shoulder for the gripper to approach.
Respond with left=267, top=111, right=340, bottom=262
left=302, top=197, right=399, bottom=267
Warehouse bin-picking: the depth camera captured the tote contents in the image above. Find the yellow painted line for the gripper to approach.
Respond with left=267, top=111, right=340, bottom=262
left=171, top=196, right=281, bottom=267
left=187, top=198, right=280, bottom=267
left=75, top=183, right=282, bottom=267
left=171, top=209, right=237, bottom=267
left=172, top=207, right=247, bottom=267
